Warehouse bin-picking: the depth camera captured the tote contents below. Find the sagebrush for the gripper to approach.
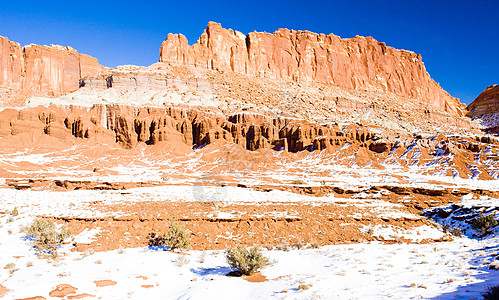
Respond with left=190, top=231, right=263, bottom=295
left=225, top=246, right=271, bottom=275
left=24, top=218, right=71, bottom=254
left=164, top=222, right=191, bottom=252
left=471, top=215, right=497, bottom=233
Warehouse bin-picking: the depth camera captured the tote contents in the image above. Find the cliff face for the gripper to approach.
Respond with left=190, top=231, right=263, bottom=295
left=0, top=36, right=104, bottom=103
left=160, top=22, right=466, bottom=116
left=467, top=85, right=499, bottom=117
left=1, top=104, right=494, bottom=180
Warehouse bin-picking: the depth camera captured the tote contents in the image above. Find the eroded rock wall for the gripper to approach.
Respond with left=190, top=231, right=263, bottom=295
left=467, top=85, right=499, bottom=117
left=0, top=104, right=487, bottom=155
left=1, top=103, right=497, bottom=179
left=0, top=36, right=105, bottom=103
left=160, top=22, right=466, bottom=116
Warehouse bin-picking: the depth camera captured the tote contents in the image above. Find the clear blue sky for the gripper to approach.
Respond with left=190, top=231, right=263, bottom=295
left=1, top=0, right=497, bottom=104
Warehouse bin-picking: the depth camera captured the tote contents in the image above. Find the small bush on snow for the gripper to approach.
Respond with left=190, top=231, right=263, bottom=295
left=23, top=218, right=72, bottom=255
left=225, top=246, right=271, bottom=275
left=176, top=255, right=190, bottom=267
left=4, top=262, right=17, bottom=274
left=471, top=214, right=498, bottom=233
left=294, top=239, right=303, bottom=250
left=448, top=227, right=463, bottom=237
left=164, top=223, right=191, bottom=252
left=297, top=283, right=312, bottom=291
left=199, top=251, right=206, bottom=263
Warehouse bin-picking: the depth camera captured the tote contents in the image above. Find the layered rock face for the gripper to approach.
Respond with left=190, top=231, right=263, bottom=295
left=2, top=103, right=497, bottom=180
left=1, top=104, right=488, bottom=155
left=160, top=22, right=465, bottom=116
left=0, top=104, right=374, bottom=152
left=0, top=36, right=104, bottom=103
left=467, top=85, right=499, bottom=117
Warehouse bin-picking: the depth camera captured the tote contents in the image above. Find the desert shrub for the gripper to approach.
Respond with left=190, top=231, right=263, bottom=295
left=199, top=251, right=206, bottom=263
left=294, top=239, right=303, bottom=250
left=483, top=285, right=499, bottom=300
left=292, top=180, right=305, bottom=185
left=225, top=246, right=271, bottom=275
left=175, top=255, right=190, bottom=267
left=24, top=218, right=71, bottom=254
left=449, top=227, right=463, bottom=237
left=310, top=241, right=320, bottom=249
left=4, top=262, right=16, bottom=274
left=11, top=207, right=18, bottom=217
left=164, top=223, right=191, bottom=252
left=471, top=215, right=498, bottom=233
left=275, top=243, right=290, bottom=251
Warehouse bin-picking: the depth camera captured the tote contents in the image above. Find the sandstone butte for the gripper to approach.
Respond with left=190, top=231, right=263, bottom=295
left=467, top=84, right=499, bottom=117
left=0, top=36, right=105, bottom=104
left=160, top=22, right=466, bottom=117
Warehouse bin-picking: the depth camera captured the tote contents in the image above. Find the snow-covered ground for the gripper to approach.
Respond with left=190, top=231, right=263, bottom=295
left=0, top=186, right=421, bottom=219
left=472, top=113, right=499, bottom=129
left=0, top=189, right=499, bottom=299
left=1, top=141, right=498, bottom=191
left=1, top=213, right=499, bottom=299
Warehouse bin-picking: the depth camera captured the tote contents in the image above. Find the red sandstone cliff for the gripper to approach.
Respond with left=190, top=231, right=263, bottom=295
left=160, top=22, right=466, bottom=116
left=467, top=85, right=499, bottom=117
left=0, top=36, right=104, bottom=103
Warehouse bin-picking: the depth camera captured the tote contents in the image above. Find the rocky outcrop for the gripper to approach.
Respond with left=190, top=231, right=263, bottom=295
left=1, top=104, right=497, bottom=181
left=467, top=85, right=499, bottom=117
left=160, top=22, right=466, bottom=116
left=0, top=104, right=392, bottom=153
left=0, top=36, right=105, bottom=103
left=0, top=36, right=25, bottom=91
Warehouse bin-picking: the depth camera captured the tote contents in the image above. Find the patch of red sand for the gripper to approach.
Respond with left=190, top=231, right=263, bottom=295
left=141, top=285, right=154, bottom=289
left=67, top=293, right=95, bottom=299
left=243, top=273, right=268, bottom=282
left=93, top=280, right=117, bottom=287
left=0, top=284, right=9, bottom=298
left=49, top=284, right=77, bottom=297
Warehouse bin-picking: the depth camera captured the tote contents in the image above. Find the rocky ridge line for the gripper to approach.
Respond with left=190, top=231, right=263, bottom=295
left=160, top=22, right=466, bottom=116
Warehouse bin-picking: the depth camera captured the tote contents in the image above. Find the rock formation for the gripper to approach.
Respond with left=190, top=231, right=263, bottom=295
left=467, top=85, right=499, bottom=117
left=160, top=22, right=466, bottom=116
left=0, top=104, right=483, bottom=153
left=1, top=103, right=496, bottom=180
left=0, top=36, right=105, bottom=104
